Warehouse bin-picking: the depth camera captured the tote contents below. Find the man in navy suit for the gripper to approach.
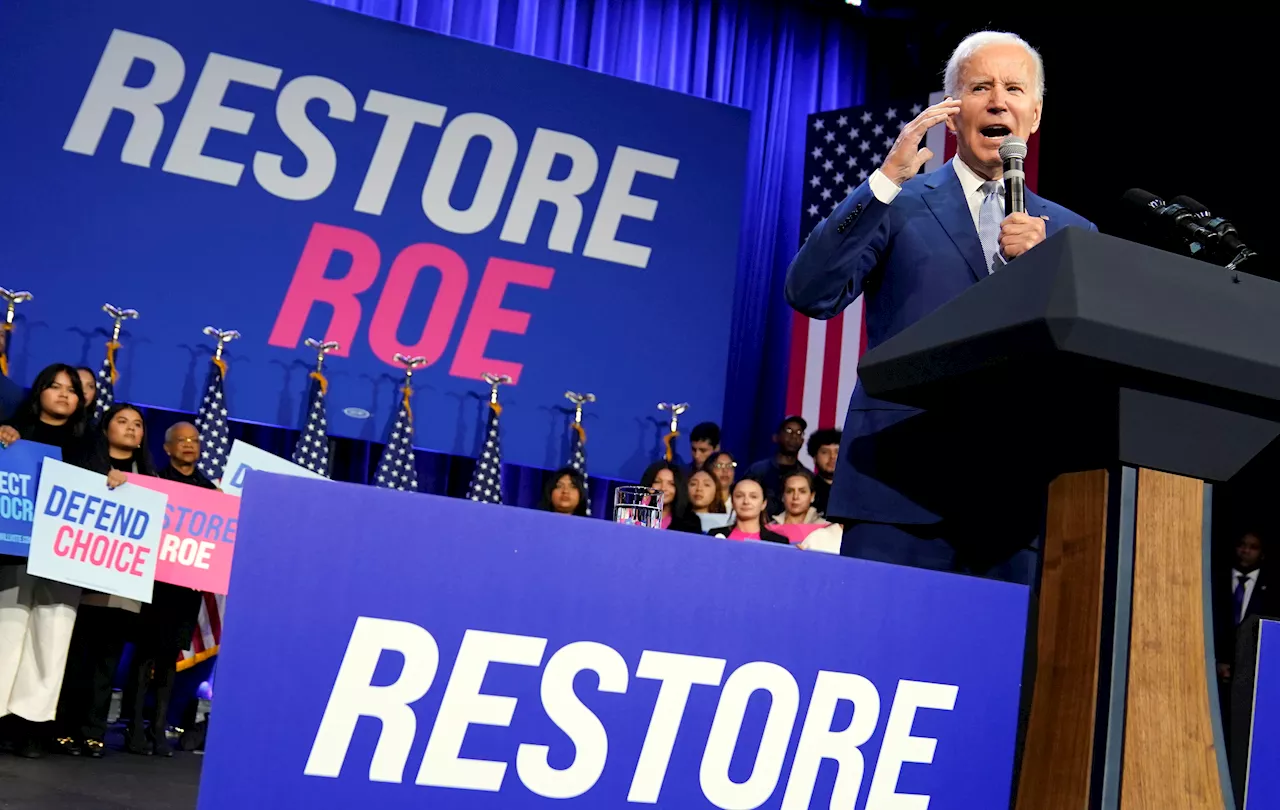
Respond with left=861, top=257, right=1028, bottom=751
left=785, top=31, right=1095, bottom=581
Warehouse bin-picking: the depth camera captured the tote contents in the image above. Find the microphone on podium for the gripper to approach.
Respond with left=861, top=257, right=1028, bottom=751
left=999, top=136, right=1028, bottom=216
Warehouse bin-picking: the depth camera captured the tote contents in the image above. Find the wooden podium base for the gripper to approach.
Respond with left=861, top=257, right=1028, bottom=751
left=1015, top=468, right=1233, bottom=810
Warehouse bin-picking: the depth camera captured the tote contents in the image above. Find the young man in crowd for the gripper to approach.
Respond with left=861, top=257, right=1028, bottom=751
left=806, top=428, right=841, bottom=516
left=689, top=422, right=720, bottom=473
left=744, top=416, right=806, bottom=515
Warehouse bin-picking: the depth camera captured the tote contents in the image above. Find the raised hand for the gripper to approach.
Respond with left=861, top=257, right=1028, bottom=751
left=0, top=425, right=20, bottom=447
left=879, top=97, right=961, bottom=186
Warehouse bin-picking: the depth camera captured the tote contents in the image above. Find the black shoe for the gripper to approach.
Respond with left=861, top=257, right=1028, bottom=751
left=84, top=739, right=105, bottom=758
left=53, top=736, right=81, bottom=757
left=15, top=737, right=44, bottom=759
left=124, top=734, right=152, bottom=756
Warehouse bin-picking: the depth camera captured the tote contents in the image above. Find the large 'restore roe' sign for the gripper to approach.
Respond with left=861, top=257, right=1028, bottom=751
left=0, top=0, right=749, bottom=480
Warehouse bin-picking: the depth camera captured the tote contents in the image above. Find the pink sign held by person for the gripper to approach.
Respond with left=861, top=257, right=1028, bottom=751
left=127, top=473, right=239, bottom=595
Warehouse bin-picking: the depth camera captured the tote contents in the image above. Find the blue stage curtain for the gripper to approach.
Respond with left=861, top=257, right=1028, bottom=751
left=170, top=0, right=864, bottom=511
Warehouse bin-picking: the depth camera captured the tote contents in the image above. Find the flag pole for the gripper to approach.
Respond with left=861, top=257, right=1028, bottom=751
left=657, top=401, right=689, bottom=462
left=304, top=337, right=340, bottom=392
left=564, top=390, right=596, bottom=515
left=372, top=353, right=426, bottom=491
left=196, top=326, right=239, bottom=481
left=92, top=303, right=139, bottom=419
left=0, top=287, right=33, bottom=378
left=292, top=338, right=341, bottom=474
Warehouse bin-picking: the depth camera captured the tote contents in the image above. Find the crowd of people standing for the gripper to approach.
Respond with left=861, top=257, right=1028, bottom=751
left=1, top=362, right=212, bottom=760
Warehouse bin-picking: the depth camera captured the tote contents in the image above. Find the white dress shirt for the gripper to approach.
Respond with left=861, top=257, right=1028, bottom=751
left=868, top=159, right=1000, bottom=233
left=1232, top=568, right=1261, bottom=621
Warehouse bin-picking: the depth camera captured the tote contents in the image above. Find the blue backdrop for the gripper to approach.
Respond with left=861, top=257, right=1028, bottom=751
left=0, top=0, right=866, bottom=506
left=315, top=0, right=868, bottom=466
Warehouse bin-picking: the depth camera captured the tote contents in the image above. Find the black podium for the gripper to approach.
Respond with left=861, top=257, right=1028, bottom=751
left=858, top=228, right=1280, bottom=810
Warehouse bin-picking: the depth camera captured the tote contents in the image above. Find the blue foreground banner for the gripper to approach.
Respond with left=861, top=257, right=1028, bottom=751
left=199, top=473, right=1030, bottom=808
left=1246, top=619, right=1280, bottom=808
left=0, top=0, right=748, bottom=480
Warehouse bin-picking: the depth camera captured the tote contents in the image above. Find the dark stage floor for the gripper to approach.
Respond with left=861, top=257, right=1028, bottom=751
left=0, top=731, right=200, bottom=810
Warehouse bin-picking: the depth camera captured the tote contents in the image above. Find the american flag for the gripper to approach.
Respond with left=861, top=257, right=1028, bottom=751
left=788, top=100, right=922, bottom=468
left=467, top=403, right=504, bottom=504
left=195, top=359, right=230, bottom=480
left=292, top=373, right=331, bottom=475
left=92, top=341, right=118, bottom=422
left=567, top=423, right=590, bottom=516
left=177, top=592, right=224, bottom=673
left=373, top=385, right=418, bottom=491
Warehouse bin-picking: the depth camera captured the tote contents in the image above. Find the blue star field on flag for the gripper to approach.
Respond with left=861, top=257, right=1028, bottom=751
left=92, top=348, right=115, bottom=423
left=292, top=374, right=330, bottom=475
left=801, top=101, right=925, bottom=243
left=195, top=360, right=230, bottom=481
left=568, top=424, right=590, bottom=516
left=374, top=386, right=418, bottom=491
left=467, top=403, right=504, bottom=504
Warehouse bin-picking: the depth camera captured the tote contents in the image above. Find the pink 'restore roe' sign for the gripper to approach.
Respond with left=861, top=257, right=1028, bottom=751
left=127, top=474, right=239, bottom=595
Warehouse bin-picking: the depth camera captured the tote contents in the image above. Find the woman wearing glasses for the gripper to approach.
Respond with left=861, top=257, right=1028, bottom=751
left=706, top=451, right=738, bottom=513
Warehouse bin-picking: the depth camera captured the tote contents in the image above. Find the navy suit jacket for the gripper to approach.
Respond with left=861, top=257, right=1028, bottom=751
left=785, top=161, right=1095, bottom=527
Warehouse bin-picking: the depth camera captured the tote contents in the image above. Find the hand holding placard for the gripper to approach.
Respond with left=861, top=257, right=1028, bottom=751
left=26, top=458, right=163, bottom=602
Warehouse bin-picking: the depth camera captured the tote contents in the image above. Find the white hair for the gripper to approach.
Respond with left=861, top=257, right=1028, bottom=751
left=944, top=31, right=1044, bottom=101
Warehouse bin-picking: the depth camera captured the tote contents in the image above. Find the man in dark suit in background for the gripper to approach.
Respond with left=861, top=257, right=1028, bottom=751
left=1216, top=531, right=1273, bottom=683
left=785, top=30, right=1094, bottom=581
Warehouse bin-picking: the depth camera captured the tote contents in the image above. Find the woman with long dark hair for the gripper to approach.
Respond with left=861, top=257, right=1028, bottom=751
left=639, top=461, right=701, bottom=533
left=538, top=467, right=589, bottom=517
left=53, top=403, right=157, bottom=758
left=0, top=364, right=90, bottom=758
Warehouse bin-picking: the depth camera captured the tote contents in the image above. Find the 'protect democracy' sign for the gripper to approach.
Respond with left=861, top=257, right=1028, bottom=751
left=26, top=458, right=164, bottom=602
left=199, top=473, right=1029, bottom=808
left=0, top=441, right=61, bottom=556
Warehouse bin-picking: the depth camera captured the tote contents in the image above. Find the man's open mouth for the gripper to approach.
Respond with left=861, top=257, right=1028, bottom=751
left=980, top=125, right=1012, bottom=138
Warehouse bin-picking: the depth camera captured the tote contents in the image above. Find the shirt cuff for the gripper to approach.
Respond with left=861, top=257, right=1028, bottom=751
left=868, top=169, right=902, bottom=205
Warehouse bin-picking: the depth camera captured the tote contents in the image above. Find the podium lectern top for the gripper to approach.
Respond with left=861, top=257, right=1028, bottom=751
left=859, top=228, right=1280, bottom=481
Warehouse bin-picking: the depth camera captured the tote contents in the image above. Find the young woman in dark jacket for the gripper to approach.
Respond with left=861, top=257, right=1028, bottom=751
left=0, top=364, right=90, bottom=758
left=53, top=403, right=157, bottom=758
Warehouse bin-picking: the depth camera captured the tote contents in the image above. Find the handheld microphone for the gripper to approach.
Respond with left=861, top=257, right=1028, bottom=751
left=999, top=136, right=1027, bottom=216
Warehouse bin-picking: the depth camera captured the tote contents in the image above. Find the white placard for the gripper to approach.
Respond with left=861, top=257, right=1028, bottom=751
left=26, top=458, right=165, bottom=602
left=220, top=440, right=325, bottom=499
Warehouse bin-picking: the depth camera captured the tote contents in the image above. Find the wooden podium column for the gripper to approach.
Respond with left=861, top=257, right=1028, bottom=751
left=1016, top=469, right=1230, bottom=810
left=1122, top=469, right=1224, bottom=808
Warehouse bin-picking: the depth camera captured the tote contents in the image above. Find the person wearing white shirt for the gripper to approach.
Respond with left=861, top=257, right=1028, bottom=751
left=784, top=30, right=1095, bottom=580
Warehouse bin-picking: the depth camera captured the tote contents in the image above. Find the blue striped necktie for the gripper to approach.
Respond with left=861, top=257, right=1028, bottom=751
left=978, top=180, right=1003, bottom=273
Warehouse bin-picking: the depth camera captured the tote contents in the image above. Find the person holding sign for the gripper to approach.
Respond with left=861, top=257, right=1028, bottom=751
left=0, top=364, right=90, bottom=758
left=124, top=421, right=212, bottom=757
left=52, top=403, right=156, bottom=758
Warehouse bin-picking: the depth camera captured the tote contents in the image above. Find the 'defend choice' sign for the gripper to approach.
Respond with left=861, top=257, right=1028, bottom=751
left=0, top=0, right=748, bottom=481
left=199, top=473, right=1030, bottom=809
